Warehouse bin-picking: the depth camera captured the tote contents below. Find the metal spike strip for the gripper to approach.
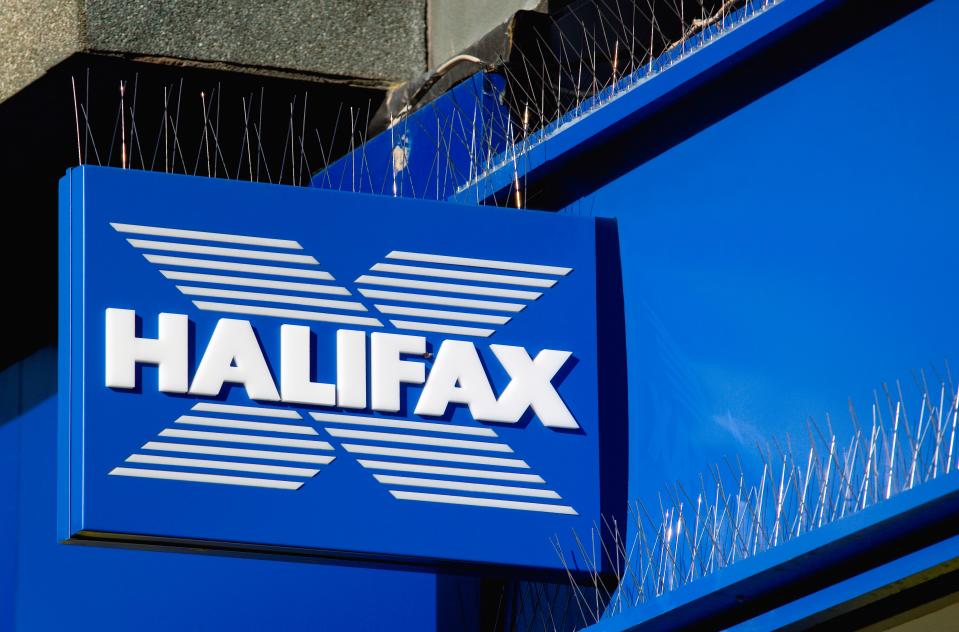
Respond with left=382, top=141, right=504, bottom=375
left=548, top=375, right=959, bottom=626
left=66, top=1, right=778, bottom=212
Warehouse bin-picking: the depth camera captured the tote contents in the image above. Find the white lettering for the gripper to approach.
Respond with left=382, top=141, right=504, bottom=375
left=189, top=318, right=280, bottom=401
left=371, top=332, right=425, bottom=413
left=490, top=345, right=578, bottom=429
left=105, top=308, right=188, bottom=393
left=280, top=324, right=335, bottom=406
left=336, top=329, right=367, bottom=409
left=104, top=311, right=580, bottom=430
left=414, top=340, right=498, bottom=420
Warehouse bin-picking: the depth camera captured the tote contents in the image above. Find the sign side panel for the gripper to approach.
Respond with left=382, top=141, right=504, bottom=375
left=56, top=170, right=72, bottom=541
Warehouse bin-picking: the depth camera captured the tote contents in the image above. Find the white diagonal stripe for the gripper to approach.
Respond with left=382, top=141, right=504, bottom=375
left=389, top=320, right=493, bottom=337
left=358, top=289, right=525, bottom=312
left=159, top=429, right=333, bottom=450
left=325, top=428, right=512, bottom=452
left=110, top=467, right=302, bottom=490
left=354, top=275, right=541, bottom=300
left=126, top=454, right=319, bottom=477
left=341, top=444, right=528, bottom=468
left=175, top=415, right=317, bottom=435
left=375, top=475, right=560, bottom=499
left=374, top=304, right=510, bottom=324
left=191, top=403, right=301, bottom=419
left=357, top=460, right=545, bottom=483
left=145, top=254, right=333, bottom=279
left=128, top=239, right=318, bottom=264
left=389, top=490, right=577, bottom=514
left=386, top=251, right=572, bottom=276
left=371, top=263, right=556, bottom=288
left=142, top=442, right=334, bottom=464
left=193, top=301, right=383, bottom=327
left=309, top=412, right=497, bottom=437
left=178, top=286, right=367, bottom=311
left=161, top=270, right=351, bottom=295
left=111, top=222, right=302, bottom=249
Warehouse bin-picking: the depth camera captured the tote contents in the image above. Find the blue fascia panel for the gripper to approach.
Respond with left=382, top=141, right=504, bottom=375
left=584, top=471, right=959, bottom=631
left=310, top=0, right=841, bottom=210
left=13, top=396, right=444, bottom=632
left=729, top=532, right=959, bottom=630
left=312, top=73, right=509, bottom=201
left=448, top=0, right=839, bottom=206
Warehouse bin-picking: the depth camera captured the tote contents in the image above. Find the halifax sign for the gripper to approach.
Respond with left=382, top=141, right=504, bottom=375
left=58, top=166, right=624, bottom=572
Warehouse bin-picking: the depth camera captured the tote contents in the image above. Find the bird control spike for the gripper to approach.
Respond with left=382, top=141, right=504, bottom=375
left=546, top=365, right=959, bottom=626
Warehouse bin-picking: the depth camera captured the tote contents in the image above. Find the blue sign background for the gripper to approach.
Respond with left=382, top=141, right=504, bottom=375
left=59, top=166, right=606, bottom=571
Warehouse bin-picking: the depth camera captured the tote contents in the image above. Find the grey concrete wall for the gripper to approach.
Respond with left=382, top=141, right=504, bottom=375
left=1, top=0, right=545, bottom=104
left=0, top=0, right=427, bottom=103
left=84, top=0, right=427, bottom=84
left=0, top=0, right=81, bottom=102
left=428, top=0, right=541, bottom=67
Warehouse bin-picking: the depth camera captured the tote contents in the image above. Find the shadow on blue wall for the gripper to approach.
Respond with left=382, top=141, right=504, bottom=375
left=2, top=351, right=446, bottom=630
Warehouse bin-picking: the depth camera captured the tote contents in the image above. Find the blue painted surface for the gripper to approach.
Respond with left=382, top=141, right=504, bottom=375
left=582, top=470, right=959, bottom=631
left=3, top=0, right=957, bottom=630
left=0, top=373, right=19, bottom=632
left=729, top=531, right=959, bottom=630
left=450, top=0, right=839, bottom=205
left=565, top=0, right=959, bottom=511
left=313, top=73, right=510, bottom=201
left=565, top=0, right=959, bottom=626
left=12, top=396, right=442, bottom=631
left=61, top=166, right=605, bottom=571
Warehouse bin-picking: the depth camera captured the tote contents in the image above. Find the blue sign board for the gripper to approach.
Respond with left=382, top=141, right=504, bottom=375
left=58, top=166, right=612, bottom=571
